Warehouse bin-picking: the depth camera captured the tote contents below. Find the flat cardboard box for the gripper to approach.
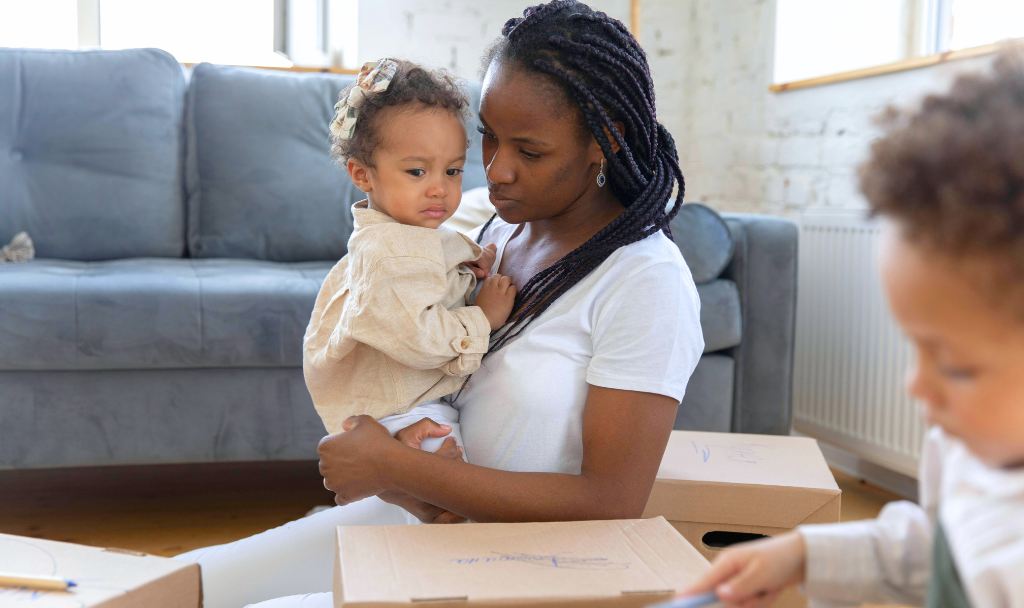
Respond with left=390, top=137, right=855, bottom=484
left=334, top=517, right=710, bottom=608
left=0, top=533, right=200, bottom=607
left=642, top=431, right=841, bottom=608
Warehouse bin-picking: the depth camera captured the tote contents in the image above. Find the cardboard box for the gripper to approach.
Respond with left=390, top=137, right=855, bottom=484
left=642, top=431, right=842, bottom=608
left=0, top=533, right=200, bottom=607
left=334, top=517, right=710, bottom=608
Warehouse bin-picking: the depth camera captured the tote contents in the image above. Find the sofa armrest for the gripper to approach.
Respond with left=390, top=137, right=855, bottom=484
left=720, top=213, right=799, bottom=435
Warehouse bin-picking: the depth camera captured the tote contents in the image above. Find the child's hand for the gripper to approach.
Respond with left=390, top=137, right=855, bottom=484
left=474, top=274, right=516, bottom=331
left=464, top=244, right=497, bottom=279
left=681, top=532, right=806, bottom=608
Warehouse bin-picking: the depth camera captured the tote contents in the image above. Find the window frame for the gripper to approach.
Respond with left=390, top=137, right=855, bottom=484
left=769, top=39, right=1013, bottom=93
left=769, top=0, right=1017, bottom=93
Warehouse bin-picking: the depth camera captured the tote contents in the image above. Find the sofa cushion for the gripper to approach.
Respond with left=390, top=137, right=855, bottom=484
left=669, top=202, right=735, bottom=284
left=0, top=258, right=333, bottom=371
left=674, top=354, right=735, bottom=432
left=697, top=279, right=742, bottom=352
left=186, top=64, right=487, bottom=262
left=0, top=257, right=736, bottom=371
left=0, top=48, right=187, bottom=260
left=462, top=85, right=487, bottom=192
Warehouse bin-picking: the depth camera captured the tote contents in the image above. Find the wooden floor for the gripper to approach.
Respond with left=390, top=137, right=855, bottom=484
left=0, top=461, right=901, bottom=557
left=833, top=467, right=907, bottom=522
left=0, top=460, right=336, bottom=556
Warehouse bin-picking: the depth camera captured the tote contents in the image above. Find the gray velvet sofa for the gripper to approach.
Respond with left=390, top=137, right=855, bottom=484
left=0, top=48, right=798, bottom=469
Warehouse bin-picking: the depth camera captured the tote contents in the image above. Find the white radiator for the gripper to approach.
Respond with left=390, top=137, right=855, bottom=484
left=792, top=212, right=927, bottom=478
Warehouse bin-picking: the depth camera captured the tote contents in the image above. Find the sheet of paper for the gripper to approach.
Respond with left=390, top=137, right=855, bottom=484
left=0, top=534, right=198, bottom=607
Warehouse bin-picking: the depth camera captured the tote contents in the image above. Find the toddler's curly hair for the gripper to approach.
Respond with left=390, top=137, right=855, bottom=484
left=331, top=59, right=470, bottom=166
left=861, top=49, right=1024, bottom=309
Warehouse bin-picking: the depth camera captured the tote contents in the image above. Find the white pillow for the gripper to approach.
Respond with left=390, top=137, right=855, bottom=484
left=444, top=187, right=496, bottom=234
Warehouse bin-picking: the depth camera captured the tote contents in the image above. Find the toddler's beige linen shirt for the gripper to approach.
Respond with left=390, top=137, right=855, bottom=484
left=303, top=201, right=490, bottom=434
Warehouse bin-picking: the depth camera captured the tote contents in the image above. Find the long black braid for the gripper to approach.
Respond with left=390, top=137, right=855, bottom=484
left=476, top=0, right=684, bottom=358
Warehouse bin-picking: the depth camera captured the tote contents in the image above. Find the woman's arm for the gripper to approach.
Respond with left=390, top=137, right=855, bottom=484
left=318, top=384, right=678, bottom=522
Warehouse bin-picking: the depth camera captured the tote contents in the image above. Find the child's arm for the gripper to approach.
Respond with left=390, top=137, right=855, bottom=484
left=347, top=255, right=504, bottom=374
left=463, top=243, right=497, bottom=279
left=681, top=501, right=932, bottom=607
left=680, top=533, right=804, bottom=608
left=440, top=273, right=515, bottom=376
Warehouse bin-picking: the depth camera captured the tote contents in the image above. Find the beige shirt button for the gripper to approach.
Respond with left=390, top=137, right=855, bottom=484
left=460, top=338, right=470, bottom=349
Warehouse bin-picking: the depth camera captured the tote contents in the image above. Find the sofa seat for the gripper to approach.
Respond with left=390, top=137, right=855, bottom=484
left=0, top=258, right=334, bottom=371
left=0, top=257, right=742, bottom=372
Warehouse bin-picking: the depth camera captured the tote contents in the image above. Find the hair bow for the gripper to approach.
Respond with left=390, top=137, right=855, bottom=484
left=330, top=58, right=399, bottom=140
left=0, top=232, right=34, bottom=263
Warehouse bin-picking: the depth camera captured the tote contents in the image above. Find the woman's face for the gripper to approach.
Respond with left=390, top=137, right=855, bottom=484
left=477, top=60, right=604, bottom=224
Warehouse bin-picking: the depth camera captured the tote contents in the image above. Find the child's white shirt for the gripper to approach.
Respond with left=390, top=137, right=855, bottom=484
left=799, top=427, right=1024, bottom=607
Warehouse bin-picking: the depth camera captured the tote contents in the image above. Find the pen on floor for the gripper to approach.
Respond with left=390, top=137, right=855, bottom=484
left=0, top=572, right=78, bottom=591
left=646, top=591, right=722, bottom=608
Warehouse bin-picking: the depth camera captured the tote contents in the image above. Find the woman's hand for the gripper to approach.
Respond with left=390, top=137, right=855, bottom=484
left=680, top=532, right=806, bottom=608
left=377, top=490, right=468, bottom=524
left=464, top=243, right=497, bottom=279
left=378, top=417, right=467, bottom=524
left=317, top=415, right=399, bottom=506
left=318, top=415, right=468, bottom=521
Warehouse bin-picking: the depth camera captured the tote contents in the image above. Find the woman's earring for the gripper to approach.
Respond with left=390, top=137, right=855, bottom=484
left=597, top=158, right=606, bottom=187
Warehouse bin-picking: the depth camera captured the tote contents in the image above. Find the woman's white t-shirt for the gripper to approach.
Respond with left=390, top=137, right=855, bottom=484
left=451, top=218, right=704, bottom=475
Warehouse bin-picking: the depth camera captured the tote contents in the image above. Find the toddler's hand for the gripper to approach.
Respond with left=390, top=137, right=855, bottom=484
left=464, top=244, right=497, bottom=279
left=680, top=532, right=806, bottom=608
left=475, top=274, right=516, bottom=331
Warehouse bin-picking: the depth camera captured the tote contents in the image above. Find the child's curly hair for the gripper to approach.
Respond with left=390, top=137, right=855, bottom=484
left=861, top=49, right=1024, bottom=309
left=331, top=59, right=470, bottom=166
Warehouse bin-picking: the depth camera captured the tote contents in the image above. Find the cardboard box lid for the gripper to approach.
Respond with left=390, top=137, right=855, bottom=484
left=0, top=533, right=200, bottom=607
left=336, top=517, right=709, bottom=607
left=643, top=431, right=841, bottom=529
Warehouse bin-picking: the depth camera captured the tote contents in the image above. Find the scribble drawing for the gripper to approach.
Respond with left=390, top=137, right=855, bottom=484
left=450, top=552, right=630, bottom=570
left=693, top=442, right=777, bottom=465
left=0, top=537, right=58, bottom=575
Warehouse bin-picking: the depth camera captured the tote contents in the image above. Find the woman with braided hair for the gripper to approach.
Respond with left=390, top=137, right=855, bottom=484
left=175, top=3, right=703, bottom=607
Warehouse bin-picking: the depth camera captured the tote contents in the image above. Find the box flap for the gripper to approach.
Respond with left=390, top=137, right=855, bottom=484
left=642, top=431, right=841, bottom=529
left=0, top=534, right=200, bottom=607
left=336, top=517, right=710, bottom=605
left=656, top=432, right=839, bottom=489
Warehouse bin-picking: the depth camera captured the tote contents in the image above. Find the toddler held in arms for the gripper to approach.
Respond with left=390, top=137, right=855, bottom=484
left=303, top=58, right=516, bottom=458
left=684, top=54, right=1024, bottom=608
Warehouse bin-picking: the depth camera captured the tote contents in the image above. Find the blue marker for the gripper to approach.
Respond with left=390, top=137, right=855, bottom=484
left=646, top=591, right=722, bottom=608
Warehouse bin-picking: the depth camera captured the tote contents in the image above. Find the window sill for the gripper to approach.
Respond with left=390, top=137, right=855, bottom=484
left=769, top=39, right=1017, bottom=93
left=182, top=63, right=359, bottom=75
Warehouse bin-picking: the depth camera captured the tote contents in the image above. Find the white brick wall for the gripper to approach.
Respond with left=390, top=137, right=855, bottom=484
left=357, top=0, right=630, bottom=80
left=642, top=0, right=995, bottom=217
left=355, top=0, right=996, bottom=217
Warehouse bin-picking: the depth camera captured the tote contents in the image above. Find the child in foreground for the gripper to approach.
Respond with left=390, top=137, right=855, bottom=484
left=303, top=58, right=516, bottom=456
left=685, top=54, right=1024, bottom=608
